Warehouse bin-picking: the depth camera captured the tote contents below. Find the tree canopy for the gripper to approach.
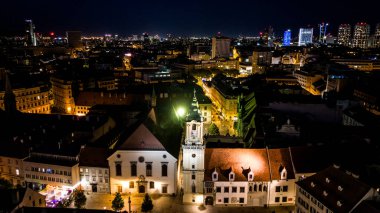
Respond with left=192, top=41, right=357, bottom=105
left=73, top=189, right=87, bottom=209
left=112, top=192, right=124, bottom=212
left=141, top=193, right=153, bottom=212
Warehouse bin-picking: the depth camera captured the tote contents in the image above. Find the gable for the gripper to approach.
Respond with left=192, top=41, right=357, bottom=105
left=117, top=124, right=165, bottom=151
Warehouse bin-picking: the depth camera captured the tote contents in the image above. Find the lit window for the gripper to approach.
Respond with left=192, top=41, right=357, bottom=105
left=16, top=169, right=20, bottom=176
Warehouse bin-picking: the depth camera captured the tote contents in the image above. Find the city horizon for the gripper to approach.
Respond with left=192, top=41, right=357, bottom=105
left=1, top=0, right=379, bottom=37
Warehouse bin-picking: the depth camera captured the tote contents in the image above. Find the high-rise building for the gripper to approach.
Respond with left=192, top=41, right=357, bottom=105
left=25, top=19, right=37, bottom=47
left=337, top=24, right=351, bottom=46
left=283, top=29, right=291, bottom=46
left=352, top=22, right=370, bottom=48
left=262, top=26, right=274, bottom=47
left=298, top=28, right=313, bottom=46
left=66, top=31, right=83, bottom=49
left=375, top=23, right=380, bottom=48
left=318, top=22, right=329, bottom=43
left=211, top=34, right=231, bottom=58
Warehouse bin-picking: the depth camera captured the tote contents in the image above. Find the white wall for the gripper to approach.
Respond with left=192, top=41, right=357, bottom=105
left=108, top=150, right=177, bottom=195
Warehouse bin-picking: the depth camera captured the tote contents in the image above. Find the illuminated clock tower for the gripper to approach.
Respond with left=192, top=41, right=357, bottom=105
left=181, top=90, right=205, bottom=204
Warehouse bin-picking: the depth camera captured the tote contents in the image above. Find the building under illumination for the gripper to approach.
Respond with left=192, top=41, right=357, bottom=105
left=0, top=73, right=51, bottom=114
left=352, top=23, right=370, bottom=48
left=283, top=29, right=291, bottom=46
left=108, top=123, right=177, bottom=195
left=298, top=28, right=314, bottom=46
left=296, top=165, right=378, bottom=213
left=203, top=148, right=296, bottom=206
left=25, top=19, right=37, bottom=47
left=337, top=24, right=351, bottom=46
left=79, top=147, right=110, bottom=193
left=211, top=35, right=231, bottom=59
left=180, top=91, right=205, bottom=204
left=318, top=23, right=329, bottom=43
left=375, top=23, right=380, bottom=48
left=50, top=76, right=76, bottom=114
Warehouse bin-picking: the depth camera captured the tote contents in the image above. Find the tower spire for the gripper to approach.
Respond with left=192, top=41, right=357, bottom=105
left=4, top=71, right=17, bottom=114
left=186, top=88, right=201, bottom=122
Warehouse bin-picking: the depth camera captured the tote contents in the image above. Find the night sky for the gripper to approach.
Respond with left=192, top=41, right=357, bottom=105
left=0, top=0, right=379, bottom=37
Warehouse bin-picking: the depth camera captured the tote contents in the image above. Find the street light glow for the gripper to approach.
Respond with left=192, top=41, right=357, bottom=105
left=177, top=107, right=186, bottom=117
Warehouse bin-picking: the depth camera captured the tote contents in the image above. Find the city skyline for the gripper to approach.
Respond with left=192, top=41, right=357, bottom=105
left=0, top=0, right=380, bottom=36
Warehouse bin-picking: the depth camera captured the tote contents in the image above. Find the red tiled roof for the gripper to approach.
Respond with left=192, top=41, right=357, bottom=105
left=75, top=91, right=145, bottom=106
left=204, top=148, right=271, bottom=182
left=117, top=124, right=165, bottom=151
left=297, top=166, right=372, bottom=213
left=79, top=147, right=110, bottom=168
left=267, top=148, right=295, bottom=180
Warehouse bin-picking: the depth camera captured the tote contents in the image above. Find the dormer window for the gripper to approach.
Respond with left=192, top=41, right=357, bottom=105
left=280, top=167, right=287, bottom=180
left=229, top=172, right=235, bottom=181
left=338, top=186, right=343, bottom=191
left=248, top=172, right=254, bottom=181
left=212, top=171, right=218, bottom=181
left=337, top=201, right=342, bottom=207
left=311, top=182, right=316, bottom=188
left=326, top=177, right=330, bottom=183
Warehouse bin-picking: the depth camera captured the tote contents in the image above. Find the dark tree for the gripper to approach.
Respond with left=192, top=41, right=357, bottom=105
left=112, top=192, right=124, bottom=212
left=0, top=178, right=13, bottom=189
left=141, top=193, right=153, bottom=212
left=73, top=189, right=86, bottom=209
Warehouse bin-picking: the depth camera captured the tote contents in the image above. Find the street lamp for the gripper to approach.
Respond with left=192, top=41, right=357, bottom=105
left=128, top=192, right=131, bottom=213
left=176, top=107, right=186, bottom=117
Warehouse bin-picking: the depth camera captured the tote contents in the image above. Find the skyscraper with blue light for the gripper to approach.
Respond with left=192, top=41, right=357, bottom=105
left=283, top=29, right=291, bottom=46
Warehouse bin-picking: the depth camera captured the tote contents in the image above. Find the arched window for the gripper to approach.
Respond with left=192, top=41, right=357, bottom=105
left=254, top=184, right=257, bottom=191
left=249, top=186, right=252, bottom=192
left=192, top=183, right=196, bottom=193
left=161, top=164, right=168, bottom=177
left=146, top=163, right=152, bottom=176
left=192, top=124, right=196, bottom=130
left=115, top=163, right=122, bottom=176
left=131, top=163, right=137, bottom=176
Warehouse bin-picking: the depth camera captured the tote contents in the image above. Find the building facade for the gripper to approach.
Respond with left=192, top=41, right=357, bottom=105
left=212, top=36, right=231, bottom=59
left=79, top=147, right=110, bottom=193
left=181, top=92, right=205, bottom=204
left=50, top=76, right=75, bottom=114
left=337, top=24, right=351, bottom=46
left=352, top=22, right=370, bottom=48
left=283, top=30, right=292, bottom=46
left=375, top=23, right=380, bottom=48
left=202, top=148, right=296, bottom=207
left=0, top=145, right=29, bottom=187
left=298, top=28, right=313, bottom=46
left=296, top=165, right=377, bottom=213
left=108, top=124, right=177, bottom=195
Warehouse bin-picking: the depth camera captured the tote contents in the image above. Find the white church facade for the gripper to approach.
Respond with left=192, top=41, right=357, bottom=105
left=108, top=123, right=177, bottom=195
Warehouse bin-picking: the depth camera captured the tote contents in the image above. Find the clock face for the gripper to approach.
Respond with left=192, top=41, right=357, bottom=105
left=138, top=156, right=145, bottom=163
left=192, top=154, right=196, bottom=158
